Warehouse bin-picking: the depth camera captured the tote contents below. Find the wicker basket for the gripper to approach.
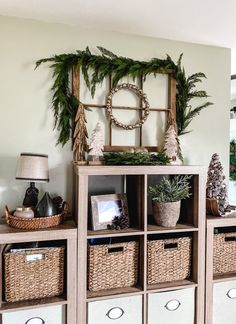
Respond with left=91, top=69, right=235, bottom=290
left=213, top=232, right=236, bottom=275
left=88, top=241, right=139, bottom=291
left=147, top=237, right=192, bottom=284
left=4, top=246, right=65, bottom=302
left=4, top=203, right=68, bottom=230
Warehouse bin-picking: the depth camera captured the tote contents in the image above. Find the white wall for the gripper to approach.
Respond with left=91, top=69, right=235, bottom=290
left=0, top=15, right=231, bottom=211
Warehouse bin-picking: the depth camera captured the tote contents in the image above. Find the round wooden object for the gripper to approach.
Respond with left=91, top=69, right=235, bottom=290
left=106, top=83, right=150, bottom=130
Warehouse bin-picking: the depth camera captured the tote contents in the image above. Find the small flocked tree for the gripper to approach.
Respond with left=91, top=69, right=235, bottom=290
left=206, top=153, right=232, bottom=215
left=89, top=122, right=104, bottom=163
left=73, top=103, right=88, bottom=163
left=163, top=124, right=182, bottom=165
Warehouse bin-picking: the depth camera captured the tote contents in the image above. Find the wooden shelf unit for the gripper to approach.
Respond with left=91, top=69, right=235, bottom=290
left=205, top=214, right=236, bottom=324
left=74, top=165, right=206, bottom=324
left=0, top=220, right=77, bottom=323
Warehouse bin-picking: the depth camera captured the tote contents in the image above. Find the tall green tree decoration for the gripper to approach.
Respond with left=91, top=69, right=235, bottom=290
left=36, top=47, right=213, bottom=146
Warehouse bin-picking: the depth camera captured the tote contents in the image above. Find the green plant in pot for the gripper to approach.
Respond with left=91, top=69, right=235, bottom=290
left=149, top=175, right=192, bottom=227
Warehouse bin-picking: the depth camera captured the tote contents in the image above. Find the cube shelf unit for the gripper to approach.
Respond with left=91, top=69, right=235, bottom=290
left=0, top=220, right=77, bottom=324
left=205, top=215, right=236, bottom=324
left=74, top=165, right=206, bottom=324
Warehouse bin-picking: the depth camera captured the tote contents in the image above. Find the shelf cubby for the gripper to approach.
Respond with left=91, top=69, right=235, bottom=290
left=147, top=173, right=200, bottom=230
left=87, top=174, right=145, bottom=232
left=87, top=234, right=145, bottom=300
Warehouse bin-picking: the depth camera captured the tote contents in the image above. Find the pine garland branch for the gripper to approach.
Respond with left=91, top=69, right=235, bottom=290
left=104, top=152, right=170, bottom=166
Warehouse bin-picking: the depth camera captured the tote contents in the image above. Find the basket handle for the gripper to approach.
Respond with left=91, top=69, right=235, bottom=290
left=227, top=288, right=236, bottom=299
left=224, top=234, right=236, bottom=242
left=107, top=246, right=124, bottom=254
left=4, top=206, right=10, bottom=224
left=164, top=242, right=178, bottom=250
left=25, top=317, right=45, bottom=324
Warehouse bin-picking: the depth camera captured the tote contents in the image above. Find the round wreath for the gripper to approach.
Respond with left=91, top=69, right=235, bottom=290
left=106, top=83, right=150, bottom=130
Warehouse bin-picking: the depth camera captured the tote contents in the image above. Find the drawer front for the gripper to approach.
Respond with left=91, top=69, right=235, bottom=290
left=148, top=287, right=195, bottom=324
left=88, top=295, right=142, bottom=324
left=213, top=280, right=236, bottom=324
left=2, top=305, right=65, bottom=324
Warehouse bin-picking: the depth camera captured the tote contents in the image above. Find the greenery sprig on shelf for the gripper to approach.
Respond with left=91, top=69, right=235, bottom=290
left=104, top=152, right=170, bottom=166
left=149, top=175, right=192, bottom=203
left=36, top=47, right=213, bottom=146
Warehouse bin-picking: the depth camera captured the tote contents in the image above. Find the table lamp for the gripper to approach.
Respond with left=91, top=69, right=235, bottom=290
left=16, top=153, right=49, bottom=207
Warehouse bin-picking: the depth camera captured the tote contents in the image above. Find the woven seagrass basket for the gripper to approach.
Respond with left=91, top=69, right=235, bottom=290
left=4, top=203, right=68, bottom=230
left=4, top=246, right=65, bottom=302
left=88, top=241, right=139, bottom=292
left=147, top=237, right=192, bottom=284
left=213, top=232, right=236, bottom=275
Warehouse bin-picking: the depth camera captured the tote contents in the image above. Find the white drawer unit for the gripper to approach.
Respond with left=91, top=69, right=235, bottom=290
left=148, top=287, right=195, bottom=324
left=2, top=305, right=66, bottom=324
left=88, top=295, right=142, bottom=324
left=213, top=280, right=236, bottom=324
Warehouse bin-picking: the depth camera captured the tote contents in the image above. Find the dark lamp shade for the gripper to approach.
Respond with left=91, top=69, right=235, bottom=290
left=16, top=153, right=49, bottom=182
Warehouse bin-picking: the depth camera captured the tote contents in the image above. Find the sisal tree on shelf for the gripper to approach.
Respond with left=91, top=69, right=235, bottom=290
left=73, top=103, right=88, bottom=163
left=88, top=122, right=104, bottom=164
left=206, top=153, right=234, bottom=215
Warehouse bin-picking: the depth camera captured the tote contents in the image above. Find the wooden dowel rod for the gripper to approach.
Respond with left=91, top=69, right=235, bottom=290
left=84, top=103, right=169, bottom=112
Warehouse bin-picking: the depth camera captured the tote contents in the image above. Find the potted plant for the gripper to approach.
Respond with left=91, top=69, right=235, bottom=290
left=149, top=175, right=192, bottom=227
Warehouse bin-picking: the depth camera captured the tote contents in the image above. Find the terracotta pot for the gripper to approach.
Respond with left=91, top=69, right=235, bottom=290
left=152, top=200, right=181, bottom=227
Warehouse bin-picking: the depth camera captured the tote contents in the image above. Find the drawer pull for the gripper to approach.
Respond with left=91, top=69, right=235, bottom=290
left=165, top=299, right=181, bottom=311
left=106, top=307, right=124, bottom=319
left=227, top=288, right=236, bottom=299
left=25, top=317, right=45, bottom=324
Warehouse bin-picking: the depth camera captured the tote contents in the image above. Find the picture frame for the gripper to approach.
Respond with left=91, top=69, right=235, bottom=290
left=91, top=194, right=129, bottom=230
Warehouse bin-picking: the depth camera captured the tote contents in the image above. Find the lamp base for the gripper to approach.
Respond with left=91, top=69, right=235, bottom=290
left=23, top=182, right=39, bottom=208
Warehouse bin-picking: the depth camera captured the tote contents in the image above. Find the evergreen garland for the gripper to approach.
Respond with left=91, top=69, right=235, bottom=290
left=104, top=152, right=170, bottom=166
left=36, top=47, right=213, bottom=146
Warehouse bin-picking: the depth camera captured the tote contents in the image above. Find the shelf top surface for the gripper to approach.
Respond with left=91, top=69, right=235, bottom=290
left=0, top=219, right=77, bottom=243
left=207, top=211, right=236, bottom=226
left=74, top=164, right=206, bottom=176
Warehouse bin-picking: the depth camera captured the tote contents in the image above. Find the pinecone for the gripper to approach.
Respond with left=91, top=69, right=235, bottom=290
left=52, top=196, right=63, bottom=212
left=107, top=214, right=129, bottom=230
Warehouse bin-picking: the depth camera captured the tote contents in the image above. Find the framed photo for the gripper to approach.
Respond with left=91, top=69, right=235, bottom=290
left=91, top=194, right=129, bottom=230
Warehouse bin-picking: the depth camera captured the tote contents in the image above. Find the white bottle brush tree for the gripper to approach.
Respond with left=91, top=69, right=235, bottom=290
left=163, top=123, right=182, bottom=165
left=89, top=122, right=104, bottom=162
left=206, top=153, right=234, bottom=215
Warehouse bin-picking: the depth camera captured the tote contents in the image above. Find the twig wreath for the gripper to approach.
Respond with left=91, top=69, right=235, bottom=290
left=36, top=47, right=213, bottom=146
left=106, top=83, right=150, bottom=130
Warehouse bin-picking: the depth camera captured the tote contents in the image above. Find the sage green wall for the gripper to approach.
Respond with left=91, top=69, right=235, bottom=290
left=0, top=15, right=231, bottom=210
